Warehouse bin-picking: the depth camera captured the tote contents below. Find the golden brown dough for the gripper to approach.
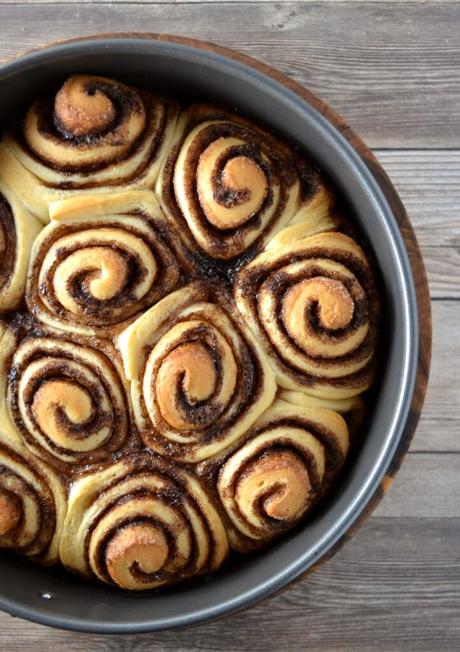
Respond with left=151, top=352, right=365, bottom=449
left=26, top=190, right=186, bottom=338
left=0, top=75, right=179, bottom=222
left=0, top=180, right=42, bottom=311
left=235, top=226, right=380, bottom=399
left=60, top=453, right=228, bottom=590
left=156, top=104, right=333, bottom=260
left=0, top=75, right=380, bottom=591
left=279, top=390, right=365, bottom=438
left=0, top=438, right=67, bottom=564
left=210, top=397, right=349, bottom=552
left=0, top=323, right=131, bottom=470
left=117, top=283, right=277, bottom=462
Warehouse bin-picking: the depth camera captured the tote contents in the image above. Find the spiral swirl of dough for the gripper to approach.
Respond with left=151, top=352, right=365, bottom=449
left=0, top=180, right=42, bottom=311
left=0, top=75, right=179, bottom=222
left=0, top=438, right=66, bottom=564
left=157, top=104, right=330, bottom=260
left=26, top=191, right=184, bottom=337
left=235, top=228, right=379, bottom=399
left=60, top=453, right=228, bottom=590
left=0, top=79, right=381, bottom=591
left=3, top=329, right=131, bottom=469
left=215, top=398, right=349, bottom=551
left=118, top=283, right=277, bottom=462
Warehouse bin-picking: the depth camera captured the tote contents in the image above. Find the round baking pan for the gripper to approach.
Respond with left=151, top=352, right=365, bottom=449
left=0, top=34, right=431, bottom=634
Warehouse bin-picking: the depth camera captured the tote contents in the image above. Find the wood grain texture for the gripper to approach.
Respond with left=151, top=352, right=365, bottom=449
left=0, top=2, right=458, bottom=650
left=0, top=518, right=459, bottom=651
left=374, top=454, right=460, bottom=517
left=0, top=2, right=459, bottom=148
left=0, top=0, right=440, bottom=3
left=375, top=151, right=460, bottom=250
left=405, top=301, right=459, bottom=452
left=375, top=150, right=460, bottom=298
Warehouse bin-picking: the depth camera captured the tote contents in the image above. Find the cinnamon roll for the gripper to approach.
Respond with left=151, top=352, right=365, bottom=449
left=235, top=228, right=379, bottom=399
left=213, top=398, right=349, bottom=551
left=118, top=283, right=277, bottom=462
left=0, top=439, right=66, bottom=564
left=0, top=77, right=382, bottom=591
left=156, top=104, right=332, bottom=260
left=0, top=180, right=42, bottom=311
left=0, top=75, right=179, bottom=222
left=0, top=324, right=131, bottom=469
left=60, top=453, right=228, bottom=590
left=26, top=190, right=185, bottom=337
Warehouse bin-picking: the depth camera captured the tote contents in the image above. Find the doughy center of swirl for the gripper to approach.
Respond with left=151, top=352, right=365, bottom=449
left=197, top=138, right=268, bottom=229
left=106, top=523, right=169, bottom=587
left=55, top=75, right=116, bottom=137
left=54, top=247, right=129, bottom=306
left=0, top=492, right=21, bottom=536
left=32, top=380, right=93, bottom=448
left=237, top=451, right=311, bottom=522
left=156, top=343, right=217, bottom=429
left=283, top=277, right=354, bottom=347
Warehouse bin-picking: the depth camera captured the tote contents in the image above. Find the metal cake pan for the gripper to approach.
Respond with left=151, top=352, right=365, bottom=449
left=0, top=35, right=431, bottom=634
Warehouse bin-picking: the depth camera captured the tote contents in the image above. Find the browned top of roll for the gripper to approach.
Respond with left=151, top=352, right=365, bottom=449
left=0, top=76, right=382, bottom=592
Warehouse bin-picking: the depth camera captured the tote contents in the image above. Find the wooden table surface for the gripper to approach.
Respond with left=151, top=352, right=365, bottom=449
left=0, top=1, right=459, bottom=650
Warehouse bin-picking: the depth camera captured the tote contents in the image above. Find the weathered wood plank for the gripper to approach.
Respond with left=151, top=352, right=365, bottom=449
left=8, top=0, right=456, bottom=2
left=368, top=299, right=457, bottom=455
left=0, top=2, right=459, bottom=148
left=412, top=301, right=459, bottom=438
left=374, top=150, right=460, bottom=298
left=0, top=0, right=444, bottom=4
left=374, top=453, right=460, bottom=517
left=413, top=417, right=460, bottom=452
left=419, top=247, right=460, bottom=299
left=0, top=517, right=458, bottom=650
left=375, top=150, right=460, bottom=250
